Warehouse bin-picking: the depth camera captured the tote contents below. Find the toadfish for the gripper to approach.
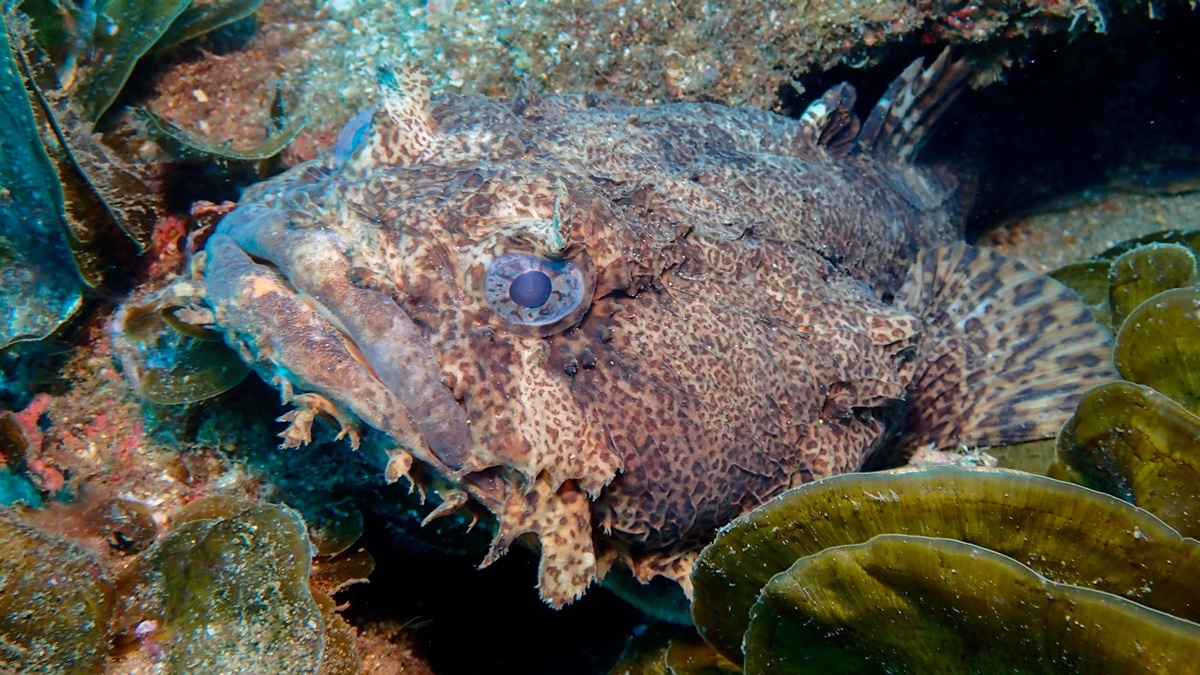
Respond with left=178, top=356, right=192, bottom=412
left=201, top=50, right=1117, bottom=607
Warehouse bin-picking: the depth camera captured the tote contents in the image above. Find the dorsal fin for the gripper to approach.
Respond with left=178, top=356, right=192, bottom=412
left=799, top=82, right=861, bottom=159
left=856, top=48, right=970, bottom=164
left=346, top=60, right=436, bottom=172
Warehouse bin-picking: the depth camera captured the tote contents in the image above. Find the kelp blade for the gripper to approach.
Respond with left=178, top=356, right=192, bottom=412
left=744, top=535, right=1200, bottom=675
left=0, top=19, right=81, bottom=348
left=691, top=466, right=1200, bottom=665
left=154, top=0, right=265, bottom=52
left=1058, top=380, right=1200, bottom=537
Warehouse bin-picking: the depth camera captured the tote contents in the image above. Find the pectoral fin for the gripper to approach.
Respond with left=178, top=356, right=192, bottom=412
left=894, top=243, right=1119, bottom=452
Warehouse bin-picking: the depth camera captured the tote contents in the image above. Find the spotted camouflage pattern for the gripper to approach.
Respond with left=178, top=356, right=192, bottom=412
left=201, top=54, right=1116, bottom=607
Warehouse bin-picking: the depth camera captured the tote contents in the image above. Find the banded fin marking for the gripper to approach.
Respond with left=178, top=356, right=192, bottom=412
left=856, top=48, right=970, bottom=164
left=894, top=243, right=1119, bottom=451
left=799, top=82, right=861, bottom=159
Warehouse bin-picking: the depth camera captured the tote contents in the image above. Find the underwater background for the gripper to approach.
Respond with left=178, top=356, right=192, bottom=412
left=2, top=0, right=1200, bottom=673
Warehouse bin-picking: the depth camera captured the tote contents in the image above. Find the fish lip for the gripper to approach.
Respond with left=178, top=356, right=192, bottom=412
left=214, top=203, right=474, bottom=469
left=312, top=289, right=474, bottom=471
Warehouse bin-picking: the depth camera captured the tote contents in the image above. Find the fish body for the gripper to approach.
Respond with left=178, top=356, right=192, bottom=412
left=203, top=52, right=1116, bottom=607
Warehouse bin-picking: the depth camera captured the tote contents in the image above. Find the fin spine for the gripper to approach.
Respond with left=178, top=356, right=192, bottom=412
left=856, top=48, right=970, bottom=164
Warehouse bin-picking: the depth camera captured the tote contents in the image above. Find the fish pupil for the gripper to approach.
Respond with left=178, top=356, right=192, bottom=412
left=510, top=271, right=552, bottom=308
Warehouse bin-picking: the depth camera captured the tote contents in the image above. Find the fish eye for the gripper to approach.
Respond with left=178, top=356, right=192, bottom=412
left=485, top=254, right=585, bottom=326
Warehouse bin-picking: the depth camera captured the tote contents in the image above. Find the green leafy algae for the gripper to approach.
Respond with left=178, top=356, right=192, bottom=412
left=1113, top=286, right=1200, bottom=416
left=154, top=0, right=265, bottom=52
left=21, top=0, right=190, bottom=123
left=607, top=625, right=741, bottom=675
left=1108, top=243, right=1198, bottom=329
left=0, top=510, right=114, bottom=674
left=112, top=297, right=250, bottom=405
left=691, top=466, right=1200, bottom=666
left=0, top=18, right=81, bottom=348
left=1058, top=381, right=1200, bottom=538
left=143, top=499, right=326, bottom=674
left=1048, top=259, right=1113, bottom=328
left=134, top=106, right=306, bottom=164
left=743, top=535, right=1200, bottom=675
left=1096, top=227, right=1200, bottom=262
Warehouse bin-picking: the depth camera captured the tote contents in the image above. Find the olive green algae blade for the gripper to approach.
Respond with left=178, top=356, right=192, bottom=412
left=74, top=0, right=192, bottom=123
left=135, top=106, right=306, bottom=163
left=0, top=510, right=114, bottom=675
left=691, top=466, right=1200, bottom=666
left=606, top=625, right=742, bottom=675
left=1058, top=380, right=1200, bottom=538
left=154, top=0, right=265, bottom=52
left=1108, top=243, right=1199, bottom=330
left=1049, top=259, right=1113, bottom=328
left=1096, top=228, right=1200, bottom=262
left=743, top=535, right=1200, bottom=675
left=148, top=501, right=325, bottom=674
left=0, top=19, right=82, bottom=348
left=1114, top=286, right=1200, bottom=416
left=112, top=301, right=250, bottom=405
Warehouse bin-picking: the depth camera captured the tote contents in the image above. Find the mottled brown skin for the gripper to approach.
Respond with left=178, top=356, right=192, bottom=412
left=201, top=60, right=1109, bottom=606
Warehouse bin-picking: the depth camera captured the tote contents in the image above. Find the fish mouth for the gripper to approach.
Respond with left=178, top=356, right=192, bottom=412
left=350, top=310, right=473, bottom=470
left=286, top=278, right=473, bottom=471
left=214, top=204, right=473, bottom=471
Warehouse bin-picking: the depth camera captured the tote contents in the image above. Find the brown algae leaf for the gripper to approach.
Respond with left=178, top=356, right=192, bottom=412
left=309, top=547, right=375, bottom=598
left=153, top=0, right=265, bottom=53
left=135, top=106, right=306, bottom=165
left=1048, top=259, right=1113, bottom=328
left=743, top=535, right=1200, bottom=675
left=1108, top=243, right=1199, bottom=330
left=1058, top=380, right=1200, bottom=538
left=0, top=510, right=114, bottom=675
left=0, top=20, right=82, bottom=348
left=691, top=466, right=1200, bottom=665
left=983, top=438, right=1060, bottom=475
left=111, top=296, right=250, bottom=405
left=312, top=589, right=361, bottom=675
left=1114, top=286, right=1200, bottom=416
left=606, top=625, right=741, bottom=675
left=145, top=500, right=325, bottom=674
left=303, top=500, right=364, bottom=557
left=1096, top=227, right=1200, bottom=262
left=30, top=0, right=191, bottom=123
